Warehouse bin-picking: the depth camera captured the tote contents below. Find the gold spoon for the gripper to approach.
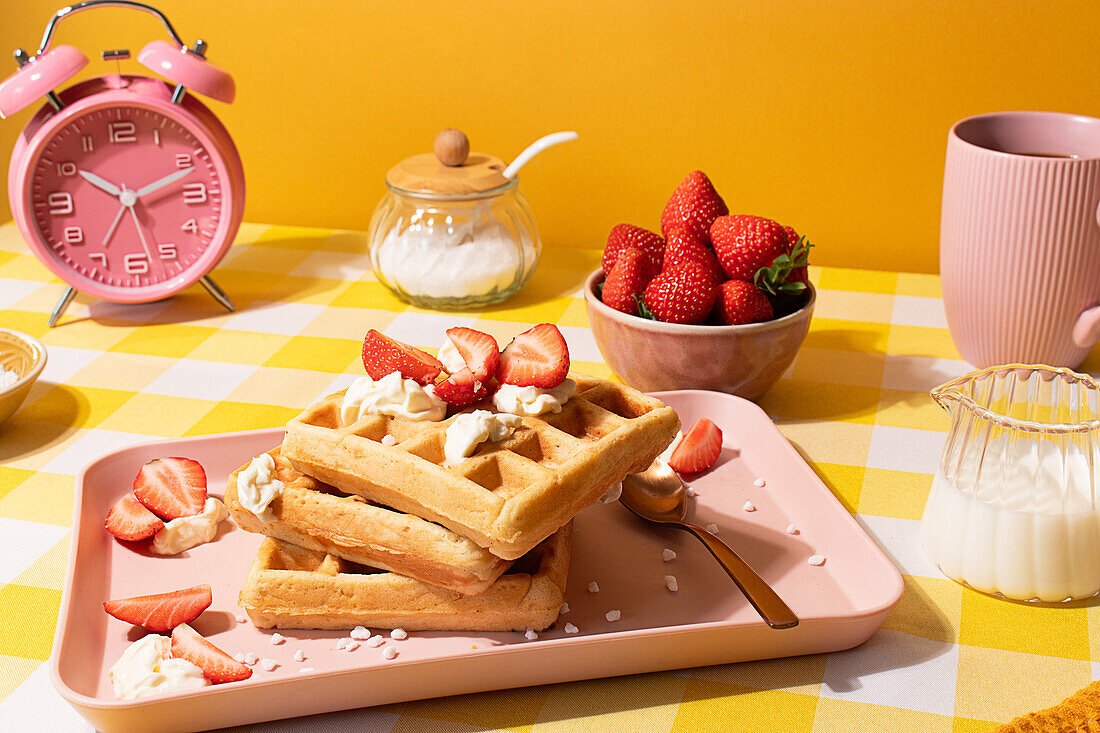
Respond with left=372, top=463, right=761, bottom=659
left=621, top=461, right=799, bottom=630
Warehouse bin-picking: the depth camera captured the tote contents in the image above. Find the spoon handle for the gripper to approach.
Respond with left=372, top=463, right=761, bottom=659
left=681, top=522, right=799, bottom=630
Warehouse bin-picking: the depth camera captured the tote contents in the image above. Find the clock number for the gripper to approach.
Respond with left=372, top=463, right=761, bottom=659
left=81, top=136, right=94, bottom=152
left=108, top=121, right=136, bottom=143
left=181, top=218, right=199, bottom=234
left=175, top=154, right=192, bottom=169
left=182, top=183, right=207, bottom=205
left=56, top=161, right=77, bottom=177
left=124, top=253, right=149, bottom=274
left=47, top=192, right=73, bottom=215
left=158, top=243, right=178, bottom=260
left=63, top=226, right=84, bottom=245
left=89, top=252, right=107, bottom=269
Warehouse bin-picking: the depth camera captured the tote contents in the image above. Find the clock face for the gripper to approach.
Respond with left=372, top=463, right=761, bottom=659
left=27, top=103, right=225, bottom=292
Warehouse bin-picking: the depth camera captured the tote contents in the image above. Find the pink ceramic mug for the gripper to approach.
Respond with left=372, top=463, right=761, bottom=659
left=941, top=111, right=1100, bottom=368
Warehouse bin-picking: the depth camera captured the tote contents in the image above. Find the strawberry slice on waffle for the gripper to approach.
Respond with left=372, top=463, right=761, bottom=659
left=361, top=329, right=443, bottom=385
left=105, top=493, right=164, bottom=541
left=444, top=327, right=500, bottom=382
left=497, top=324, right=570, bottom=389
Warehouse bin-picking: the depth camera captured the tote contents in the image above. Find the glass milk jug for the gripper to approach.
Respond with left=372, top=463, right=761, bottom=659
left=921, top=365, right=1100, bottom=602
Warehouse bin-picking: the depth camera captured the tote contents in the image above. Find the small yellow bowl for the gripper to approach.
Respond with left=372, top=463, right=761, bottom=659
left=0, top=328, right=47, bottom=427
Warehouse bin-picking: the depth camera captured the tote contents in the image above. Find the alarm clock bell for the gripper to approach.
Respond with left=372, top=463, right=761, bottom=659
left=0, top=0, right=245, bottom=326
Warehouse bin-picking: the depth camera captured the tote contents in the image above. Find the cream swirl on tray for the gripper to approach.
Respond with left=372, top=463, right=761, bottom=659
left=340, top=371, right=447, bottom=425
left=492, top=378, right=576, bottom=417
left=151, top=497, right=229, bottom=555
left=237, top=453, right=284, bottom=521
left=443, top=410, right=524, bottom=466
left=109, top=635, right=209, bottom=700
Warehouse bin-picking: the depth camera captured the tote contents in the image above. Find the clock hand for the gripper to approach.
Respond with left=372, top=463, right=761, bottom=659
left=101, top=203, right=127, bottom=248
left=135, top=166, right=195, bottom=198
left=78, top=169, right=122, bottom=197
left=126, top=205, right=158, bottom=272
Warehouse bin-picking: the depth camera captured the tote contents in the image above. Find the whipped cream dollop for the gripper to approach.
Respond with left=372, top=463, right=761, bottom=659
left=444, top=410, right=523, bottom=466
left=341, top=372, right=447, bottom=425
left=492, top=378, right=577, bottom=417
left=237, top=453, right=284, bottom=522
left=151, top=497, right=228, bottom=555
left=109, top=635, right=209, bottom=700
left=437, top=338, right=468, bottom=374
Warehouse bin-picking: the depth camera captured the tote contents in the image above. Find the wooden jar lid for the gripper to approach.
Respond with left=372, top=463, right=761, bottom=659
left=385, top=129, right=510, bottom=195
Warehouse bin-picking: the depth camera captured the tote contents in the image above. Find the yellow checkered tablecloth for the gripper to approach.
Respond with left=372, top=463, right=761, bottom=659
left=0, top=220, right=1096, bottom=732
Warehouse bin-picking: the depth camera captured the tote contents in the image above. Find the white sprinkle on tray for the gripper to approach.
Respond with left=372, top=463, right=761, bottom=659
left=605, top=609, right=621, bottom=622
left=390, top=628, right=408, bottom=640
left=259, top=658, right=278, bottom=671
left=564, top=622, right=579, bottom=634
left=243, top=652, right=258, bottom=666
left=560, top=602, right=570, bottom=614
left=293, top=649, right=306, bottom=662
left=686, top=486, right=697, bottom=497
left=664, top=575, right=678, bottom=592
left=742, top=501, right=756, bottom=513
left=786, top=524, right=799, bottom=535
left=662, top=548, right=677, bottom=562
left=588, top=581, right=600, bottom=593
left=808, top=554, right=826, bottom=566
left=753, top=478, right=766, bottom=488
left=232, top=652, right=246, bottom=664
left=270, top=632, right=286, bottom=645
left=235, top=614, right=247, bottom=624
left=382, top=645, right=398, bottom=660
left=298, top=667, right=315, bottom=674
left=705, top=523, right=719, bottom=534
left=524, top=628, right=538, bottom=641
left=350, top=626, right=371, bottom=640
left=366, top=635, right=385, bottom=648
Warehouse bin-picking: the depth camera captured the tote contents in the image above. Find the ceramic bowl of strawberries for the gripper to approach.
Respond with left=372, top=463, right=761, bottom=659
left=584, top=171, right=815, bottom=401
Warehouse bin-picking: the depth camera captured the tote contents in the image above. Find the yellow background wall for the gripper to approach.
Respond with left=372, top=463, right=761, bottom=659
left=1, top=0, right=1098, bottom=274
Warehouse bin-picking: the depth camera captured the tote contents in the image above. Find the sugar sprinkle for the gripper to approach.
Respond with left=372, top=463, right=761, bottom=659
left=524, top=628, right=538, bottom=640
left=560, top=602, right=570, bottom=614
left=259, top=658, right=278, bottom=671
left=232, top=653, right=246, bottom=664
left=293, top=649, right=306, bottom=662
left=350, top=626, right=371, bottom=640
left=605, top=609, right=621, bottom=622
left=382, top=645, right=398, bottom=660
left=753, top=478, right=766, bottom=487
left=705, top=523, right=719, bottom=534
left=588, top=581, right=600, bottom=593
left=808, top=554, right=826, bottom=566
left=785, top=524, right=799, bottom=535
left=564, top=623, right=579, bottom=634
left=662, top=548, right=677, bottom=562
left=664, top=575, right=678, bottom=592
left=235, top=614, right=247, bottom=624
left=381, top=434, right=397, bottom=446
left=270, top=632, right=286, bottom=645
left=243, top=652, right=258, bottom=666
left=390, top=628, right=408, bottom=640
left=299, top=667, right=315, bottom=674
left=685, top=486, right=697, bottom=497
left=742, top=501, right=756, bottom=512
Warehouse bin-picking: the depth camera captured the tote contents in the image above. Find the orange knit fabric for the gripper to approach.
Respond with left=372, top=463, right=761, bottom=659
left=997, top=681, right=1100, bottom=732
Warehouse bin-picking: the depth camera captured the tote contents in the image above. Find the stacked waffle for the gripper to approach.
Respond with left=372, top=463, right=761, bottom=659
left=225, top=326, right=680, bottom=633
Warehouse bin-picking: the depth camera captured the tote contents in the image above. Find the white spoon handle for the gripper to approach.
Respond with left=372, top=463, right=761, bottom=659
left=502, top=130, right=578, bottom=179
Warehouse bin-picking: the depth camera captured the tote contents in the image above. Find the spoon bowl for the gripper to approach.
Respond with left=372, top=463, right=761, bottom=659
left=621, top=461, right=799, bottom=630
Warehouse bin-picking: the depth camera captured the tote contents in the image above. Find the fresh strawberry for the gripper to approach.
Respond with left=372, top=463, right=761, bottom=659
left=132, top=457, right=207, bottom=520
left=601, top=248, right=655, bottom=315
left=434, top=366, right=489, bottom=407
left=361, top=329, right=443, bottom=385
left=668, top=418, right=723, bottom=473
left=103, top=584, right=212, bottom=632
left=602, top=224, right=665, bottom=276
left=755, top=231, right=812, bottom=296
left=105, top=493, right=164, bottom=541
left=170, top=623, right=252, bottom=683
left=663, top=226, right=723, bottom=286
left=497, top=323, right=570, bottom=388
left=660, top=171, right=729, bottom=240
left=709, top=215, right=790, bottom=281
left=642, top=265, right=718, bottom=324
left=713, top=280, right=774, bottom=325
left=784, top=228, right=811, bottom=287
left=444, top=327, right=499, bottom=382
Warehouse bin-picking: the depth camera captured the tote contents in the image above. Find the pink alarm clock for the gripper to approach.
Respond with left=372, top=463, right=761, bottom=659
left=0, top=0, right=244, bottom=326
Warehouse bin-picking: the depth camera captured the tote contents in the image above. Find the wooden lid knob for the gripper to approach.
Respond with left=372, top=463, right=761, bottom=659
left=434, top=129, right=470, bottom=167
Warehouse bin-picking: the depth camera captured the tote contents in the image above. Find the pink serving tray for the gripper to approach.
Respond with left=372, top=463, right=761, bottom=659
left=49, top=390, right=903, bottom=733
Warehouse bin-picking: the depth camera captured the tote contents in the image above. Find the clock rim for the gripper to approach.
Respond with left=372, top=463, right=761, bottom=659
left=8, top=78, right=244, bottom=304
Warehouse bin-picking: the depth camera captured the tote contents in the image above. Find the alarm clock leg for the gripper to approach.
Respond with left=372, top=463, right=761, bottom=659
left=198, top=275, right=234, bottom=313
left=47, top=286, right=77, bottom=327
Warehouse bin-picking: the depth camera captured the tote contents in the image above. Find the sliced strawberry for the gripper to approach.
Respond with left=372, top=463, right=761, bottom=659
left=133, top=457, right=207, bottom=520
left=361, top=329, right=443, bottom=385
left=434, top=366, right=490, bottom=407
left=105, top=493, right=164, bottom=541
left=445, top=327, right=500, bottom=382
left=170, top=623, right=252, bottom=684
left=103, top=584, right=212, bottom=632
left=497, top=324, right=570, bottom=388
left=668, top=418, right=723, bottom=474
